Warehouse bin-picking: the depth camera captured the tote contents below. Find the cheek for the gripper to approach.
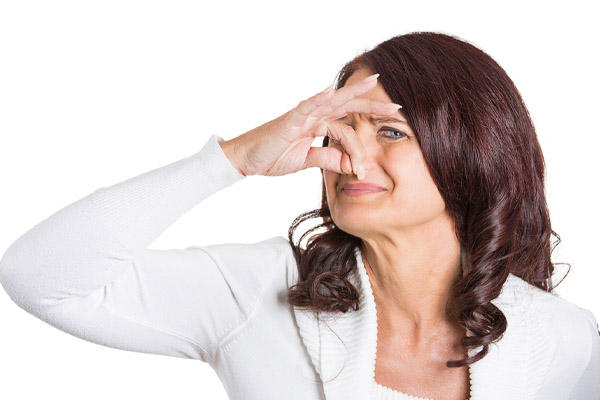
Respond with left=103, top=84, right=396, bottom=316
left=389, top=152, right=444, bottom=210
left=323, top=170, right=337, bottom=198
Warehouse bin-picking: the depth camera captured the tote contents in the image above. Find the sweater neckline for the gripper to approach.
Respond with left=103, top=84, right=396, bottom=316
left=291, top=242, right=556, bottom=400
left=373, top=379, right=435, bottom=399
left=354, top=246, right=472, bottom=400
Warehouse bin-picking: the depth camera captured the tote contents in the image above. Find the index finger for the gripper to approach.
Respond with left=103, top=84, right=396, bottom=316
left=314, top=74, right=381, bottom=118
left=313, top=81, right=402, bottom=122
left=325, top=119, right=366, bottom=179
left=323, top=97, right=403, bottom=122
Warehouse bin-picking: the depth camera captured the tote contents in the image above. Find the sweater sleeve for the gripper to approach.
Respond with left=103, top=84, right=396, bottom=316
left=0, top=133, right=287, bottom=364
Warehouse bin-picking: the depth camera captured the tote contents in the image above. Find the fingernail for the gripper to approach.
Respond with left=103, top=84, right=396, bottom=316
left=363, top=73, right=380, bottom=82
left=385, top=103, right=402, bottom=109
left=357, top=164, right=365, bottom=180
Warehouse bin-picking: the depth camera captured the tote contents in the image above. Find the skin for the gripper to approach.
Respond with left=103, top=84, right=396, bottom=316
left=323, top=68, right=470, bottom=397
left=219, top=72, right=401, bottom=178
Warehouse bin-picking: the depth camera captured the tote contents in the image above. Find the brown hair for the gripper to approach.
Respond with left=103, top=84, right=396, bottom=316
left=286, top=31, right=569, bottom=368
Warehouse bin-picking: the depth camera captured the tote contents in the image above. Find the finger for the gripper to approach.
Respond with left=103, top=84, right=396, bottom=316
left=325, top=121, right=365, bottom=177
left=310, top=75, right=380, bottom=119
left=295, top=84, right=336, bottom=118
left=286, top=91, right=336, bottom=130
left=304, top=146, right=353, bottom=175
left=288, top=74, right=386, bottom=130
left=305, top=147, right=354, bottom=175
left=340, top=151, right=354, bottom=175
left=323, top=97, right=403, bottom=122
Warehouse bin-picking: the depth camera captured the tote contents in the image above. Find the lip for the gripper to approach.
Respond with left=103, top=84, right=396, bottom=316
left=340, top=182, right=387, bottom=197
left=341, top=182, right=387, bottom=191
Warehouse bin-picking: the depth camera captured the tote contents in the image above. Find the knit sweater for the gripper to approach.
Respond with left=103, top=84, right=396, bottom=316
left=0, top=133, right=599, bottom=400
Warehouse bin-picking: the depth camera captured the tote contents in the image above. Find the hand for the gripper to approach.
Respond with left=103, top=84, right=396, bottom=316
left=225, top=73, right=402, bottom=179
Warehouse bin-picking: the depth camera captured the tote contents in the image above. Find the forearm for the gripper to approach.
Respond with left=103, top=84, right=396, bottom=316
left=0, top=134, right=246, bottom=303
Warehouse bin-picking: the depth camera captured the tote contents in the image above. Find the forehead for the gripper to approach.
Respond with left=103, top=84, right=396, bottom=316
left=345, top=68, right=378, bottom=84
left=345, top=68, right=393, bottom=101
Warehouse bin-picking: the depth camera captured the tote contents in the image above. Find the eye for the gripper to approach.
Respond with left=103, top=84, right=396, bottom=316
left=379, top=127, right=407, bottom=139
left=326, top=127, right=407, bottom=146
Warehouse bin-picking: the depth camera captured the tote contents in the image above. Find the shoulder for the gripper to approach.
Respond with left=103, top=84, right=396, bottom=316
left=503, top=272, right=597, bottom=331
left=515, top=275, right=600, bottom=394
left=501, top=273, right=599, bottom=363
left=499, top=273, right=594, bottom=318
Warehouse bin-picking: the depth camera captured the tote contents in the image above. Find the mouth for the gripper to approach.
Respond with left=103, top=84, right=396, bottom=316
left=341, top=182, right=387, bottom=191
left=340, top=183, right=387, bottom=197
left=341, top=188, right=386, bottom=197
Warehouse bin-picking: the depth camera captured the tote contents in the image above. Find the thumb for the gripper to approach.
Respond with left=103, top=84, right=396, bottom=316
left=304, top=146, right=353, bottom=175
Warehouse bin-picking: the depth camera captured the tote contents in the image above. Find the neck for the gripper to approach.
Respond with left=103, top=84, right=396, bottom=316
left=360, top=212, right=464, bottom=337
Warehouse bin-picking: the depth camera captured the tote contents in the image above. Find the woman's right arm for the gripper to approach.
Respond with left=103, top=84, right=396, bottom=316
left=0, top=133, right=293, bottom=364
left=0, top=73, right=398, bottom=365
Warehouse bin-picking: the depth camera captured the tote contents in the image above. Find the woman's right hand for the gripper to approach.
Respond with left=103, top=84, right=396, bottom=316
left=220, top=73, right=402, bottom=180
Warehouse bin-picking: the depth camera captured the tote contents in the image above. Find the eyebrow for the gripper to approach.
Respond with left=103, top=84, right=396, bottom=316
left=338, top=115, right=409, bottom=125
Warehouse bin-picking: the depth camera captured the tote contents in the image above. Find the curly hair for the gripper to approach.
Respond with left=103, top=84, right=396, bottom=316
left=286, top=31, right=570, bottom=368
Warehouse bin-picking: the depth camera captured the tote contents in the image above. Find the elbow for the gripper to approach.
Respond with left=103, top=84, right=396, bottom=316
left=0, top=237, right=47, bottom=311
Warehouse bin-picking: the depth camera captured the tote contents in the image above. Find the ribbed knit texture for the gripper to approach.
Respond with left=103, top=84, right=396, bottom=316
left=373, top=381, right=433, bottom=400
left=293, top=235, right=600, bottom=399
left=89, top=134, right=246, bottom=254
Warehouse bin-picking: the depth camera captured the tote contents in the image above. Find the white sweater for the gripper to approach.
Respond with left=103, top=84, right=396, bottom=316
left=1, top=134, right=599, bottom=400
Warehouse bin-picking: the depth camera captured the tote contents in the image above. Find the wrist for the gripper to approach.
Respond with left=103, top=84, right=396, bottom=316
left=219, top=137, right=248, bottom=176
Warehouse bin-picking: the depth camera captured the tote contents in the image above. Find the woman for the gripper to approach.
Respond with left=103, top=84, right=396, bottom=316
left=0, top=31, right=598, bottom=400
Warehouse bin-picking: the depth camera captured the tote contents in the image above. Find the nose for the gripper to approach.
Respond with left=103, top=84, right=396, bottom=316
left=354, top=125, right=379, bottom=175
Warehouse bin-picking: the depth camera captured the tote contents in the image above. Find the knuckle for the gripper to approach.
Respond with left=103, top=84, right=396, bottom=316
left=341, top=124, right=355, bottom=136
left=296, top=100, right=309, bottom=116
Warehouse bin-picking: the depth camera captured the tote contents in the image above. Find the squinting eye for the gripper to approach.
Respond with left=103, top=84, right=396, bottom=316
left=327, top=128, right=406, bottom=145
left=380, top=128, right=407, bottom=139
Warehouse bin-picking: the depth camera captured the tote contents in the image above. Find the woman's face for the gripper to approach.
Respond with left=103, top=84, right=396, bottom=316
left=323, top=68, right=448, bottom=241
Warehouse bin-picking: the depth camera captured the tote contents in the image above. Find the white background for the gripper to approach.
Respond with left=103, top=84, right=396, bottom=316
left=1, top=0, right=598, bottom=399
